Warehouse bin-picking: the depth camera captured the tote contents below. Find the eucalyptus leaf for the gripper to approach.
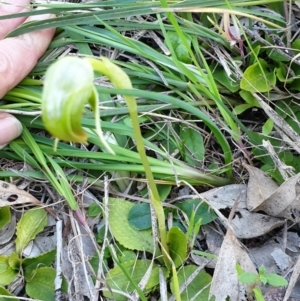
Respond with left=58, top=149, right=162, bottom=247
left=15, top=208, right=47, bottom=255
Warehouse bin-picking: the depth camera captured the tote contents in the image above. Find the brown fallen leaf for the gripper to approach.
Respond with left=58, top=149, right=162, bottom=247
left=255, top=174, right=300, bottom=221
left=0, top=180, right=56, bottom=218
left=243, top=164, right=279, bottom=211
left=209, top=228, right=257, bottom=301
left=231, top=209, right=285, bottom=239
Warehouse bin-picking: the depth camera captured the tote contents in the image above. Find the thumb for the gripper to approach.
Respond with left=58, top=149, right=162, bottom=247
left=0, top=113, right=23, bottom=149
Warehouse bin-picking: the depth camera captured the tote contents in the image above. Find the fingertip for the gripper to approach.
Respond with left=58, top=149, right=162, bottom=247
left=0, top=113, right=23, bottom=148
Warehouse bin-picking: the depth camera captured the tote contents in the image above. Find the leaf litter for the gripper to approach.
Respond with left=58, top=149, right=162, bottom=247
left=2, top=160, right=300, bottom=300
left=2, top=2, right=300, bottom=301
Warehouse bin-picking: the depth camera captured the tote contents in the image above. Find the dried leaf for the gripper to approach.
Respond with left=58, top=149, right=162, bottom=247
left=210, top=228, right=257, bottom=301
left=201, top=184, right=247, bottom=210
left=255, top=174, right=300, bottom=221
left=243, top=165, right=278, bottom=211
left=283, top=254, right=300, bottom=301
left=231, top=209, right=285, bottom=239
left=271, top=248, right=292, bottom=272
left=0, top=180, right=43, bottom=208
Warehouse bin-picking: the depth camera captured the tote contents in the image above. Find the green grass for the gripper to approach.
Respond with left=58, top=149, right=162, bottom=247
left=0, top=0, right=298, bottom=300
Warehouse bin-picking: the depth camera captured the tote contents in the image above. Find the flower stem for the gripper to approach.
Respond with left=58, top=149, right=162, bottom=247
left=86, top=57, right=170, bottom=267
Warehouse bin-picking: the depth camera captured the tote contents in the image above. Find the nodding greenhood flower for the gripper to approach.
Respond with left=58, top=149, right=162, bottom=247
left=42, top=56, right=95, bottom=144
left=42, top=57, right=97, bottom=143
left=42, top=56, right=114, bottom=154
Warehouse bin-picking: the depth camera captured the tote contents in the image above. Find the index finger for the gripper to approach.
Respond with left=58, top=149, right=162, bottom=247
left=0, top=0, right=30, bottom=38
left=0, top=12, right=55, bottom=98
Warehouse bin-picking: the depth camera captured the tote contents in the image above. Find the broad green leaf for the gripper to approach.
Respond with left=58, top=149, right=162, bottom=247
left=104, top=259, right=168, bottom=301
left=265, top=273, right=288, bottom=287
left=26, top=267, right=56, bottom=301
left=239, top=90, right=260, bottom=106
left=212, top=66, right=240, bottom=93
left=15, top=208, right=47, bottom=255
left=175, top=43, right=191, bottom=63
left=262, top=118, right=274, bottom=136
left=128, top=203, right=151, bottom=230
left=233, top=104, right=254, bottom=115
left=109, top=198, right=154, bottom=253
left=166, top=31, right=192, bottom=63
left=249, top=45, right=261, bottom=66
left=167, top=227, right=187, bottom=268
left=87, top=203, right=102, bottom=217
left=276, top=64, right=294, bottom=84
left=238, top=272, right=258, bottom=284
left=180, top=124, right=205, bottom=163
left=0, top=256, right=18, bottom=286
left=8, top=253, right=20, bottom=271
left=23, top=249, right=56, bottom=280
left=118, top=250, right=137, bottom=263
left=265, top=36, right=290, bottom=62
left=170, top=265, right=212, bottom=301
left=176, top=199, right=217, bottom=225
left=240, top=59, right=276, bottom=92
left=292, top=39, right=300, bottom=50
left=0, top=207, right=10, bottom=229
left=128, top=185, right=171, bottom=230
left=0, top=286, right=19, bottom=301
left=157, top=184, right=172, bottom=202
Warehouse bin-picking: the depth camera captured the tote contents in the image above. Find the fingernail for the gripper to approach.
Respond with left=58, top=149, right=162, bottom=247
left=0, top=115, right=23, bottom=149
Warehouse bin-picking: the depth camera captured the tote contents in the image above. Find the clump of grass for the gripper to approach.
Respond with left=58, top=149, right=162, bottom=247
left=0, top=0, right=297, bottom=300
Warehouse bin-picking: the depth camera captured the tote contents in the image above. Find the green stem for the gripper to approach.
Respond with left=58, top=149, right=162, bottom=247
left=86, top=57, right=170, bottom=267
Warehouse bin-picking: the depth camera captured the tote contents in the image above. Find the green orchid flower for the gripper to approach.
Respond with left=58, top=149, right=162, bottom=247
left=42, top=56, right=170, bottom=266
left=42, top=56, right=113, bottom=153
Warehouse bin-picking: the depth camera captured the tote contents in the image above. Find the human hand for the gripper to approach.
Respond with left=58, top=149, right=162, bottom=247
left=0, top=0, right=55, bottom=149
